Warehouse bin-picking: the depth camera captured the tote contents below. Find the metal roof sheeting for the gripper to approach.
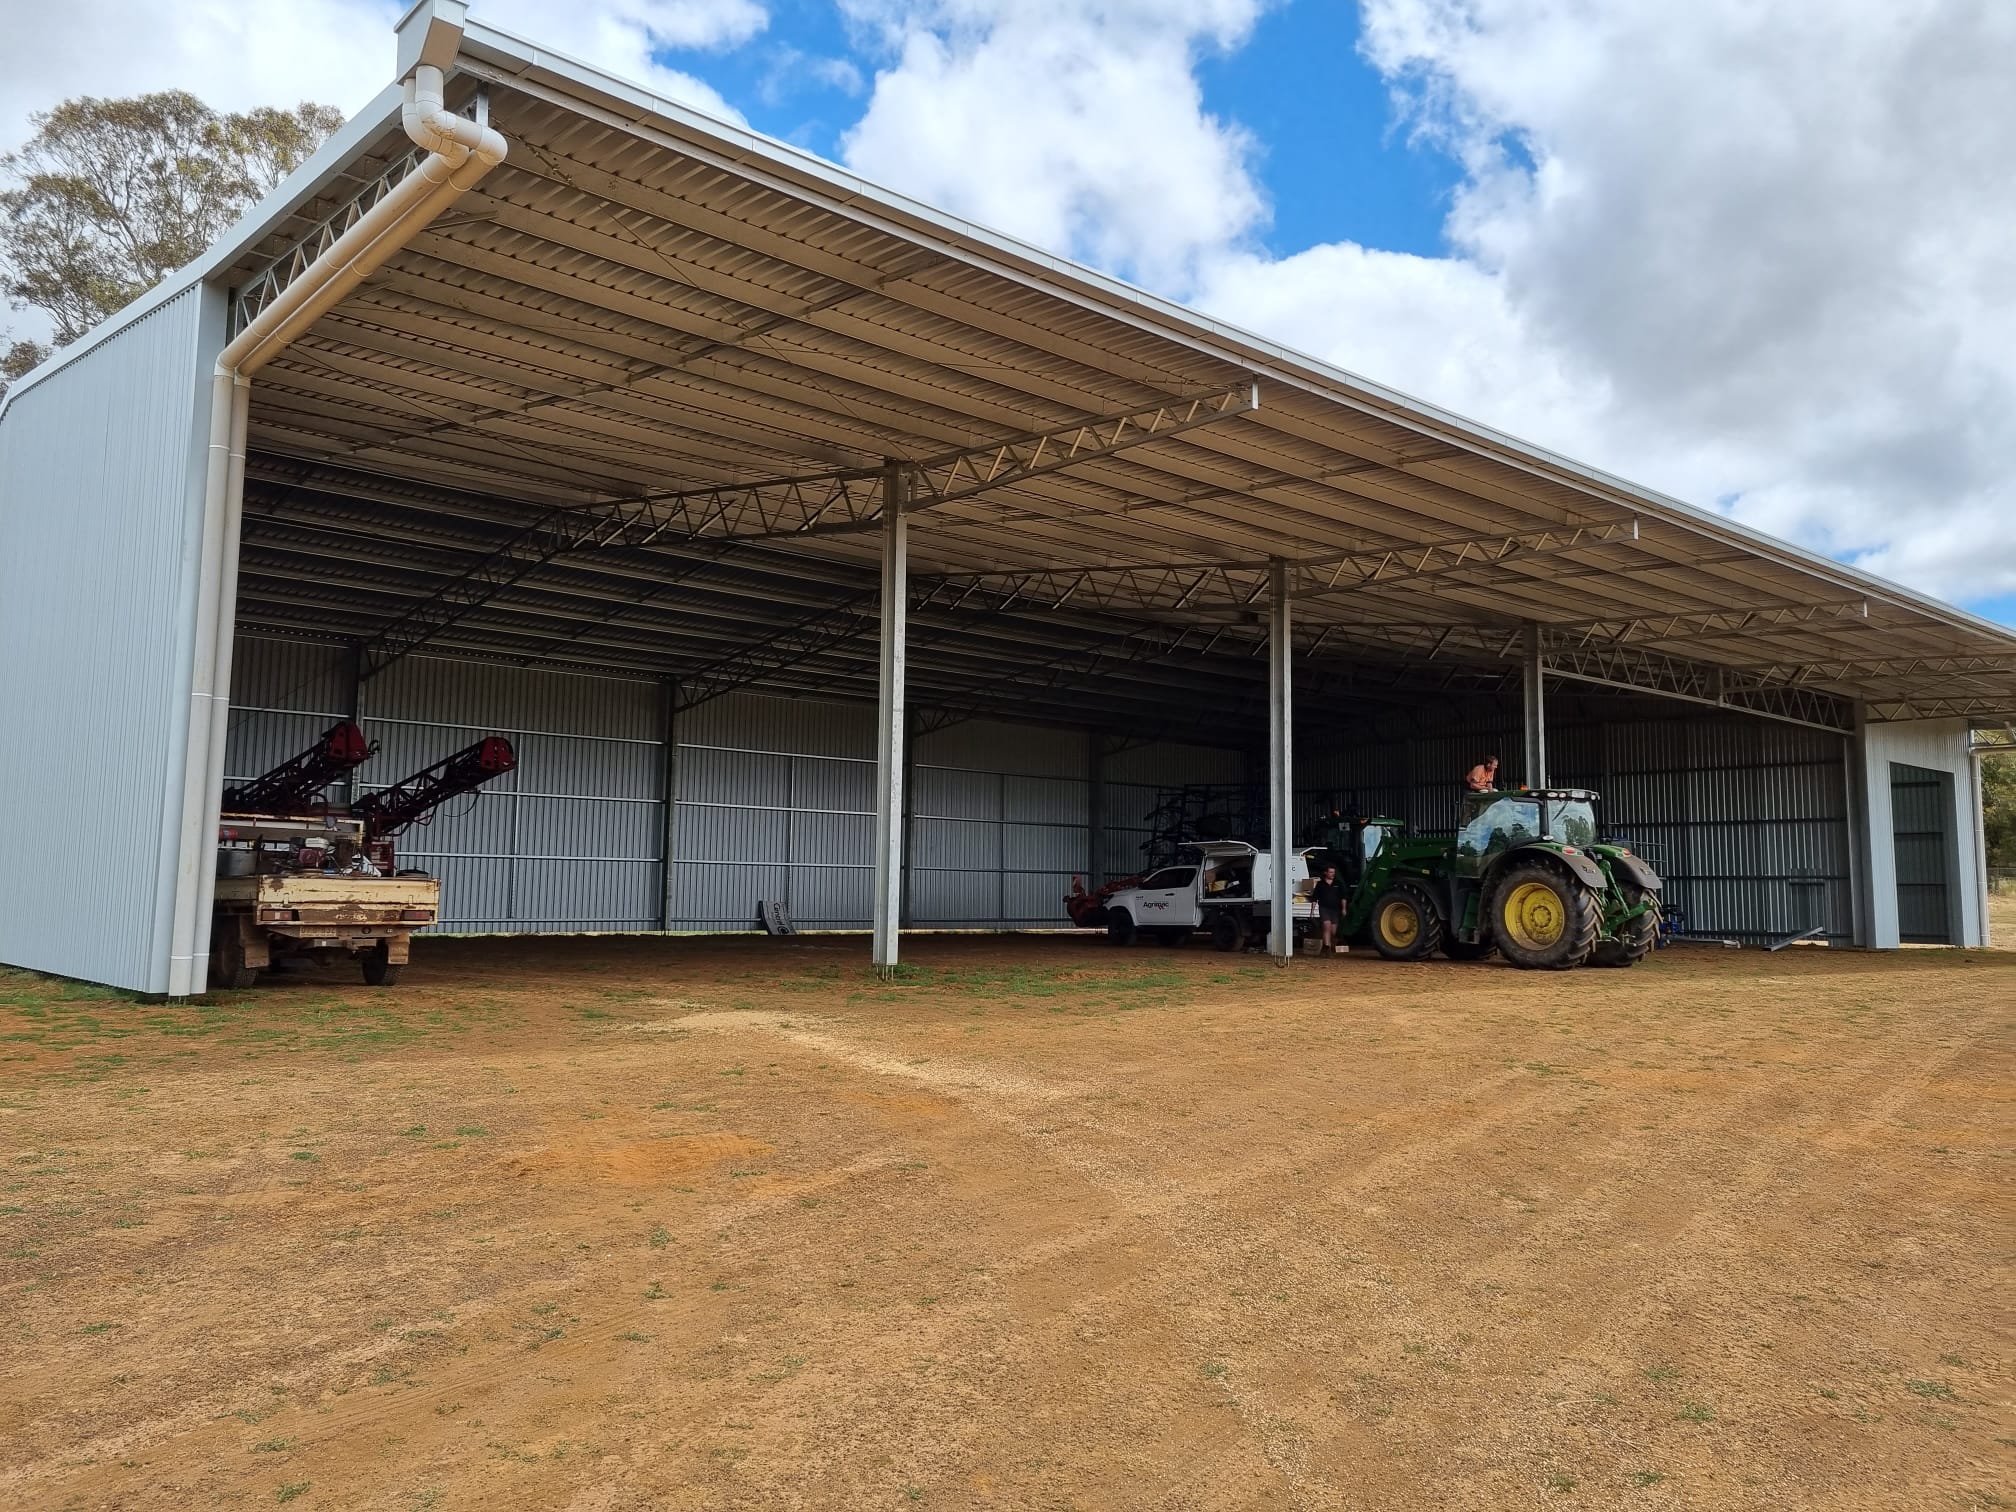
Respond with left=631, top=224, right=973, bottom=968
left=25, top=12, right=2016, bottom=739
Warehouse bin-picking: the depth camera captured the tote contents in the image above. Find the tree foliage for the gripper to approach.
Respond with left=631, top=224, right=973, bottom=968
left=0, top=91, right=342, bottom=357
left=1984, top=750, right=2016, bottom=872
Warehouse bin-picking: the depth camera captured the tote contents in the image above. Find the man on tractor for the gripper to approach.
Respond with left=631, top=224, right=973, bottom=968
left=1465, top=754, right=1500, bottom=793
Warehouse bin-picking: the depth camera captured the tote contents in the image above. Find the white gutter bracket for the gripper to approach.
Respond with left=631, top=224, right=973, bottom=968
left=165, top=0, right=508, bottom=994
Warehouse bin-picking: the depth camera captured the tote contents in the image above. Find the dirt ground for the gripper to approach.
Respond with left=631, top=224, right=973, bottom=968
left=2, top=934, right=2010, bottom=1512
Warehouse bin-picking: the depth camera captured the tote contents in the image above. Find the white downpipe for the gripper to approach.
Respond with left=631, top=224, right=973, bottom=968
left=166, top=64, right=506, bottom=994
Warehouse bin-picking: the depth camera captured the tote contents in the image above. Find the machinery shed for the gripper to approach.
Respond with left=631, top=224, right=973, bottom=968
left=2, top=0, right=2013, bottom=995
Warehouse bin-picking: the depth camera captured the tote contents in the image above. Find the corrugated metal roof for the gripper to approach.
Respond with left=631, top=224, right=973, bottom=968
left=24, top=13, right=2016, bottom=735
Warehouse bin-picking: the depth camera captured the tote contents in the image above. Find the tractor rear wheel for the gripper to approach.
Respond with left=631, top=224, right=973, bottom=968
left=1106, top=912, right=1138, bottom=947
left=1492, top=862, right=1600, bottom=970
left=1209, top=912, right=1247, bottom=953
left=1591, top=885, right=1659, bottom=968
left=1369, top=885, right=1442, bottom=961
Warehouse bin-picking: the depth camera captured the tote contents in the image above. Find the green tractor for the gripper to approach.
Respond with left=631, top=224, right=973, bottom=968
left=1322, top=790, right=1663, bottom=970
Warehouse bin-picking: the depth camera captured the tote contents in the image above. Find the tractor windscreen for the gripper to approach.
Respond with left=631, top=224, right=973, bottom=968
left=1456, top=794, right=1541, bottom=864
left=1548, top=797, right=1598, bottom=847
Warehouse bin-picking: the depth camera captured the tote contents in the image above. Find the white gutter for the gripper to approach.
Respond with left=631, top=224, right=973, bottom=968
left=165, top=26, right=507, bottom=995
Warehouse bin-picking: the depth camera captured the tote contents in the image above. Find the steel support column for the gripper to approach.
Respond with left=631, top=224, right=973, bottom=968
left=658, top=678, right=680, bottom=931
left=1267, top=560, right=1294, bottom=962
left=871, top=467, right=908, bottom=974
left=1087, top=733, right=1107, bottom=891
left=1521, top=621, right=1547, bottom=788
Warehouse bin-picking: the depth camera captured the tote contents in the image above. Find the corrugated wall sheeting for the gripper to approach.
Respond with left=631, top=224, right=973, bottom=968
left=0, top=286, right=221, bottom=992
left=671, top=692, right=877, bottom=930
left=912, top=720, right=1091, bottom=926
left=226, top=639, right=667, bottom=933
left=1101, top=740, right=1246, bottom=881
left=218, top=657, right=1872, bottom=946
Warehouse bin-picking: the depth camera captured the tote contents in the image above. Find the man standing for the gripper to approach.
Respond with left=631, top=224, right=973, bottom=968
left=1465, top=754, right=1500, bottom=793
left=1312, top=863, right=1348, bottom=956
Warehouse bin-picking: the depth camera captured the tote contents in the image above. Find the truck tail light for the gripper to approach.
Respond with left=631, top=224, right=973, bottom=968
left=400, top=909, right=434, bottom=922
left=258, top=908, right=299, bottom=922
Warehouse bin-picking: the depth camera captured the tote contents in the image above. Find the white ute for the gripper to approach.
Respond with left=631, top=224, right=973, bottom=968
left=1101, top=840, right=1321, bottom=952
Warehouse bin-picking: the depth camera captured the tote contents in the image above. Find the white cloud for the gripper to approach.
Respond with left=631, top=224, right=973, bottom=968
left=0, top=1, right=764, bottom=159
left=1, top=0, right=766, bottom=343
left=1210, top=0, right=2016, bottom=604
left=838, top=0, right=1271, bottom=290
left=832, top=0, right=2016, bottom=607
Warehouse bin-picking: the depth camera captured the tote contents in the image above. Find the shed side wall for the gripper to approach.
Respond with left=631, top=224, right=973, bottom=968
left=0, top=287, right=221, bottom=992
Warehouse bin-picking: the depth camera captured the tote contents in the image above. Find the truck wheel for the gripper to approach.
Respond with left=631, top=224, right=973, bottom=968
left=1208, top=913, right=1247, bottom=953
left=1106, top=912, right=1137, bottom=947
left=1369, top=886, right=1442, bottom=961
left=361, top=944, right=402, bottom=987
left=1493, top=862, right=1601, bottom=970
left=209, top=925, right=258, bottom=991
left=1591, top=886, right=1659, bottom=968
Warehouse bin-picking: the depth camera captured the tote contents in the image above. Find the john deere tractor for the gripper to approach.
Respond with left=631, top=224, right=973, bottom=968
left=1325, top=790, right=1662, bottom=970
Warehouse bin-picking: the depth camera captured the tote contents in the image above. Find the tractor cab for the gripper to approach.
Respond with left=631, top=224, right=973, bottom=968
left=1453, top=788, right=1599, bottom=878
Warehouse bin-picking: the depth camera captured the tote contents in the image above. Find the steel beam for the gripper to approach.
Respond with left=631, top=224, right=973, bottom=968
left=1268, top=559, right=1294, bottom=962
left=872, top=466, right=908, bottom=975
left=926, top=519, right=1642, bottom=616
left=1522, top=621, right=1547, bottom=787
left=347, top=382, right=1255, bottom=679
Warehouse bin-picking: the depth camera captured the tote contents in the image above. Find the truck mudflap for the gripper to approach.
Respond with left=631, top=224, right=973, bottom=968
left=1605, top=851, right=1663, bottom=893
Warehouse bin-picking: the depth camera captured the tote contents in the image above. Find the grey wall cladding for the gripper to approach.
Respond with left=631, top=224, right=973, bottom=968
left=0, top=286, right=221, bottom=992
left=226, top=639, right=666, bottom=932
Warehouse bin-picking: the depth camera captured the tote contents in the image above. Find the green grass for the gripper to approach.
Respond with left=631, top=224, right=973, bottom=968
left=276, top=1484, right=310, bottom=1503
left=1676, top=1401, right=1715, bottom=1423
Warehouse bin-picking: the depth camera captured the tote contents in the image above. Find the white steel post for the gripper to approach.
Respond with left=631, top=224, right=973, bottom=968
left=871, top=465, right=908, bottom=974
left=1268, top=559, right=1294, bottom=961
left=1522, top=621, right=1547, bottom=788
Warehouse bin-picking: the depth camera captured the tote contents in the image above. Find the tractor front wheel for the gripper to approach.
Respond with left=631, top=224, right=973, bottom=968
left=1591, top=886, right=1659, bottom=968
left=1369, top=885, right=1443, bottom=961
left=1106, top=911, right=1138, bottom=947
left=1492, top=862, right=1600, bottom=970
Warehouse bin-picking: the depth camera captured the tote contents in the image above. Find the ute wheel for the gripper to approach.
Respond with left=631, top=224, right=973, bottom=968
left=210, top=925, right=258, bottom=991
left=1492, top=861, right=1601, bottom=970
left=1441, top=937, right=1497, bottom=962
left=1209, top=912, right=1248, bottom=953
left=360, top=944, right=402, bottom=987
left=1106, top=911, right=1138, bottom=948
left=1369, top=885, right=1443, bottom=961
left=1591, top=886, right=1660, bottom=968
